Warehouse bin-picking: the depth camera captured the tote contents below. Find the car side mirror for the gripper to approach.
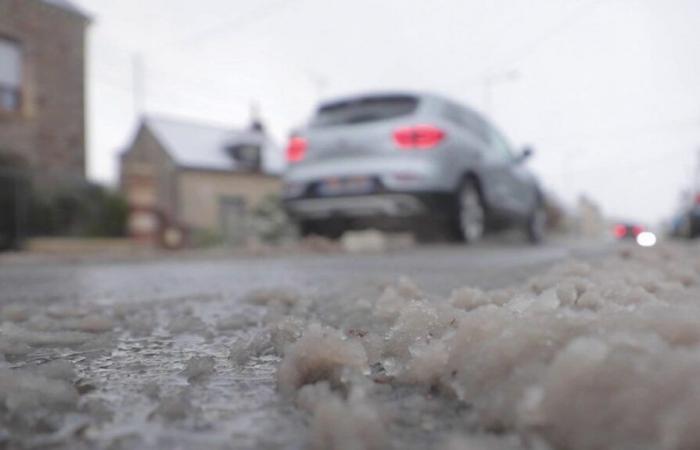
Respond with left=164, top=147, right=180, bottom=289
left=516, top=146, right=534, bottom=163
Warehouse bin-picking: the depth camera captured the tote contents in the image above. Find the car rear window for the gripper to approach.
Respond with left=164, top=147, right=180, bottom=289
left=310, top=95, right=418, bottom=127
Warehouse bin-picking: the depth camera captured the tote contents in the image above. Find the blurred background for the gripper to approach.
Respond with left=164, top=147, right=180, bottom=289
left=2, top=0, right=700, bottom=252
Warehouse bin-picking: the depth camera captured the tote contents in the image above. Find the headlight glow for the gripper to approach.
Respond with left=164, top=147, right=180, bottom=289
left=636, top=231, right=657, bottom=247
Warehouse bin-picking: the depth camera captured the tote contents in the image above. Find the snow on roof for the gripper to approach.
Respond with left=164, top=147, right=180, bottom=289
left=41, top=0, right=89, bottom=18
left=145, top=116, right=241, bottom=171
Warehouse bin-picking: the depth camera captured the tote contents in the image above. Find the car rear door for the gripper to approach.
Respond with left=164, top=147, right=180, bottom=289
left=440, top=104, right=517, bottom=214
left=484, top=127, right=536, bottom=216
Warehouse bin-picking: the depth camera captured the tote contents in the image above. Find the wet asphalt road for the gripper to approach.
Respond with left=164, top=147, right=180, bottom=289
left=0, top=239, right=613, bottom=449
left=0, top=239, right=610, bottom=306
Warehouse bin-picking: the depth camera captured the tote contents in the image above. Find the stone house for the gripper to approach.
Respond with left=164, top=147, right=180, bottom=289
left=0, top=0, right=89, bottom=176
left=120, top=116, right=281, bottom=245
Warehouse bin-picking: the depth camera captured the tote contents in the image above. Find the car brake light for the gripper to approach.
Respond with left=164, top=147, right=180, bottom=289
left=632, top=225, right=643, bottom=236
left=286, top=137, right=307, bottom=163
left=613, top=224, right=627, bottom=238
left=393, top=124, right=445, bottom=149
left=695, top=194, right=700, bottom=205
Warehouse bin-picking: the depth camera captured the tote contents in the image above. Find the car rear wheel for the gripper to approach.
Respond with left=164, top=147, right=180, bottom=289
left=298, top=219, right=344, bottom=240
left=455, top=180, right=485, bottom=243
left=679, top=215, right=692, bottom=238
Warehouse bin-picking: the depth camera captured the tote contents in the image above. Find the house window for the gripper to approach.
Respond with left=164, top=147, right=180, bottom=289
left=0, top=37, right=22, bottom=113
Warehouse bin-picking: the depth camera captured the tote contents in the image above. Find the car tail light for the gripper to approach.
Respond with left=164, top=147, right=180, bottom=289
left=632, top=225, right=643, bottom=236
left=286, top=136, right=307, bottom=163
left=694, top=193, right=700, bottom=205
left=393, top=124, right=445, bottom=149
left=613, top=224, right=627, bottom=238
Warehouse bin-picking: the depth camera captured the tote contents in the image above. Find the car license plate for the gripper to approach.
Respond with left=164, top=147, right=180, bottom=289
left=317, top=176, right=374, bottom=196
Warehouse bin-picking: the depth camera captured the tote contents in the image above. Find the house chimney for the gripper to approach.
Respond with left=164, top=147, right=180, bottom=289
left=226, top=101, right=266, bottom=172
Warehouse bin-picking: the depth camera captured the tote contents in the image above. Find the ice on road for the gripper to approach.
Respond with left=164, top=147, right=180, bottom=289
left=2, top=241, right=700, bottom=449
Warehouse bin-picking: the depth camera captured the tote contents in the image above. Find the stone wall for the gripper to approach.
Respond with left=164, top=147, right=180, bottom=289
left=0, top=0, right=87, bottom=176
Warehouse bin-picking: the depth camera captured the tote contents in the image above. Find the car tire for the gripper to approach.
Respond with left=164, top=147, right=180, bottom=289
left=679, top=214, right=699, bottom=239
left=526, top=202, right=547, bottom=244
left=298, top=220, right=317, bottom=237
left=454, top=179, right=485, bottom=244
left=298, top=219, right=344, bottom=240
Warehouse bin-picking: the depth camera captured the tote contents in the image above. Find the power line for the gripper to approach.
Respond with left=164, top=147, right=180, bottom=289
left=535, top=117, right=700, bottom=143
left=457, top=1, right=607, bottom=115
left=484, top=0, right=608, bottom=74
left=149, top=0, right=299, bottom=55
left=555, top=147, right=694, bottom=178
left=90, top=0, right=310, bottom=126
left=94, top=73, right=248, bottom=115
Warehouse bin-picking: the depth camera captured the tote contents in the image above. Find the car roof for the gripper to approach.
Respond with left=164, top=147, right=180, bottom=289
left=315, top=90, right=482, bottom=118
left=317, top=90, right=439, bottom=108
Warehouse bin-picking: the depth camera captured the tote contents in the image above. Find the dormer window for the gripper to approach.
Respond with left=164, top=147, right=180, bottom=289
left=0, top=37, right=22, bottom=114
left=227, top=143, right=262, bottom=172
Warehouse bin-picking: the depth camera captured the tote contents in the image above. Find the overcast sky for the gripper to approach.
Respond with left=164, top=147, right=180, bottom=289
left=73, top=0, right=700, bottom=223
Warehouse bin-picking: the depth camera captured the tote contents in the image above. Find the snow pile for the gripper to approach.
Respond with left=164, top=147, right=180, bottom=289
left=150, top=390, right=194, bottom=422
left=216, top=313, right=257, bottom=332
left=441, top=434, right=522, bottom=450
left=341, top=230, right=388, bottom=254
left=277, top=323, right=368, bottom=395
left=0, top=309, right=114, bottom=350
left=308, top=387, right=389, bottom=450
left=0, top=303, right=120, bottom=445
left=244, top=288, right=313, bottom=325
left=5, top=242, right=700, bottom=449
left=270, top=316, right=306, bottom=354
left=229, top=330, right=274, bottom=366
left=0, top=361, right=79, bottom=434
left=181, top=356, right=216, bottom=382
left=275, top=245, right=700, bottom=449
left=244, top=288, right=304, bottom=309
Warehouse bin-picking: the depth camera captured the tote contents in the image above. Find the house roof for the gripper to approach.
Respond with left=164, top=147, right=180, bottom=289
left=41, top=0, right=90, bottom=18
left=144, top=116, right=271, bottom=172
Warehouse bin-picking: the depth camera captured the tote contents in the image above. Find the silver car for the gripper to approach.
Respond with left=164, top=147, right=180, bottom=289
left=282, top=91, right=545, bottom=243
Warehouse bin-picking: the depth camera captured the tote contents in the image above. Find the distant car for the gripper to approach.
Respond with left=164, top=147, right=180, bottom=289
left=282, top=91, right=545, bottom=243
left=670, top=194, right=700, bottom=239
left=613, top=223, right=645, bottom=240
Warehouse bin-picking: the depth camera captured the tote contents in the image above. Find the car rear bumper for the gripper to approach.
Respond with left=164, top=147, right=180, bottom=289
left=284, top=154, right=458, bottom=193
left=284, top=192, right=454, bottom=220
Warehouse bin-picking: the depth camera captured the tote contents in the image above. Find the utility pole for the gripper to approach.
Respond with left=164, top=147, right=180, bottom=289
left=132, top=53, right=146, bottom=117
